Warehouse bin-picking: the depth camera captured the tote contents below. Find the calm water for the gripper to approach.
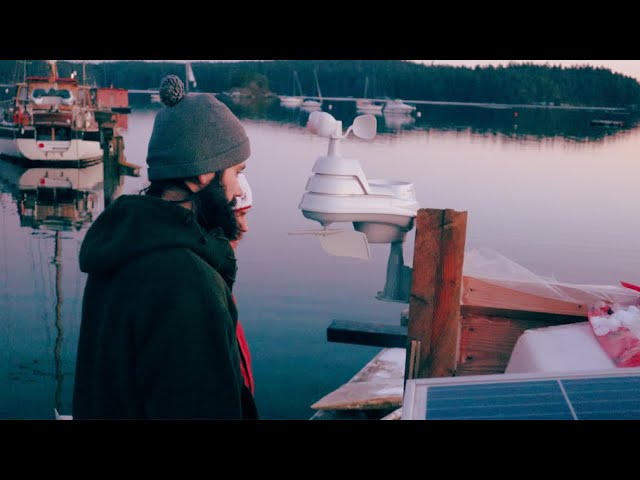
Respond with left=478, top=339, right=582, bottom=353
left=1, top=97, right=640, bottom=420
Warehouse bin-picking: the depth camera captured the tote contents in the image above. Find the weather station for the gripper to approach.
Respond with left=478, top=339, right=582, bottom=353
left=291, top=111, right=420, bottom=347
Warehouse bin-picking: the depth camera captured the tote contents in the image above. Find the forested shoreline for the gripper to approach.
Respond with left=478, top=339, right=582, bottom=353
left=1, top=60, right=638, bottom=108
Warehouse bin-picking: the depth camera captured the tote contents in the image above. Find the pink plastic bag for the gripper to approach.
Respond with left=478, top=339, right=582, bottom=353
left=588, top=300, right=640, bottom=368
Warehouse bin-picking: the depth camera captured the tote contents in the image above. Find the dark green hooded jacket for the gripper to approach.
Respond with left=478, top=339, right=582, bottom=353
left=72, top=194, right=258, bottom=419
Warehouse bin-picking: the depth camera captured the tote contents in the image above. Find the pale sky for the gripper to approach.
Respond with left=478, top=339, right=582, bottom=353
left=413, top=60, right=640, bottom=82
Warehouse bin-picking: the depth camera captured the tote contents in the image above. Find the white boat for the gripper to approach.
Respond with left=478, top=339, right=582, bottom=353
left=0, top=126, right=103, bottom=165
left=300, top=99, right=322, bottom=112
left=300, top=69, right=323, bottom=112
left=356, top=101, right=384, bottom=115
left=0, top=60, right=129, bottom=166
left=280, top=95, right=303, bottom=107
left=384, top=99, right=416, bottom=114
left=356, top=77, right=383, bottom=115
left=279, top=70, right=304, bottom=108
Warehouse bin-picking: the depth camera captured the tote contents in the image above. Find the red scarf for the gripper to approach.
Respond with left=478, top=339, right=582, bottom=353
left=236, top=320, right=255, bottom=394
left=232, top=292, right=254, bottom=393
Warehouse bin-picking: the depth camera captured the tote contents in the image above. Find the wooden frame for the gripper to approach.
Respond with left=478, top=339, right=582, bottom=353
left=405, top=207, right=589, bottom=381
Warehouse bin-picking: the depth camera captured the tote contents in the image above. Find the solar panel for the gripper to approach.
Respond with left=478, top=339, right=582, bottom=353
left=401, top=368, right=640, bottom=420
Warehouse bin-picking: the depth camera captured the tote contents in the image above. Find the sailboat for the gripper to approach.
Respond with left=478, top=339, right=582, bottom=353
left=356, top=77, right=383, bottom=115
left=279, top=70, right=304, bottom=108
left=300, top=69, right=322, bottom=112
left=384, top=99, right=416, bottom=114
left=185, top=62, right=197, bottom=93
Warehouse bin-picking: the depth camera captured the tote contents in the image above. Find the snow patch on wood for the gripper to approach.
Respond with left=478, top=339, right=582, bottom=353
left=311, top=348, right=406, bottom=410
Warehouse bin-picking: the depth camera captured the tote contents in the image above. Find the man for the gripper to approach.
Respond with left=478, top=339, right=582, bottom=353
left=230, top=173, right=252, bottom=251
left=231, top=173, right=255, bottom=395
left=72, top=75, right=258, bottom=419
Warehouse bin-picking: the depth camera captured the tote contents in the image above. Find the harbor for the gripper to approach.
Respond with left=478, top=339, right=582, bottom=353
left=1, top=60, right=639, bottom=419
left=0, top=61, right=130, bottom=167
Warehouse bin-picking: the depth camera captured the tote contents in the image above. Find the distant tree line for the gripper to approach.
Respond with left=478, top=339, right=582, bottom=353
left=1, top=60, right=639, bottom=108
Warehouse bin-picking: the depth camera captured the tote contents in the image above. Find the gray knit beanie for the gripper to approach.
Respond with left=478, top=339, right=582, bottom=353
left=146, top=75, right=250, bottom=181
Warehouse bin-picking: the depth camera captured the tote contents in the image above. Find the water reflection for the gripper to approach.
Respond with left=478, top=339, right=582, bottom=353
left=12, top=164, right=103, bottom=230
left=199, top=94, right=640, bottom=142
left=0, top=160, right=124, bottom=418
left=129, top=91, right=640, bottom=142
left=383, top=112, right=416, bottom=131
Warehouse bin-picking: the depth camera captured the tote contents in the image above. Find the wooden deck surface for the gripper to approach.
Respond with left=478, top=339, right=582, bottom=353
left=311, top=348, right=405, bottom=412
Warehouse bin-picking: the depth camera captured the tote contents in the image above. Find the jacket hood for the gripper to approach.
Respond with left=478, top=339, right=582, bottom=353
left=79, top=195, right=237, bottom=287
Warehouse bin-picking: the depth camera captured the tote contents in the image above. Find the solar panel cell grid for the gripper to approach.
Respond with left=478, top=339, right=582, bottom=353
left=426, top=381, right=574, bottom=420
left=403, top=369, right=640, bottom=420
left=563, top=377, right=640, bottom=420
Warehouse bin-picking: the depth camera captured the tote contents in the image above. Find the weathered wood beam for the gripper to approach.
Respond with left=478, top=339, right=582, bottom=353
left=460, top=304, right=586, bottom=323
left=312, top=348, right=405, bottom=411
left=405, top=208, right=467, bottom=381
left=327, top=320, right=407, bottom=348
left=462, top=275, right=587, bottom=318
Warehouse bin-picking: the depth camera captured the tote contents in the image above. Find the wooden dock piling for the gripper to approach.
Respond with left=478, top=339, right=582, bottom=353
left=404, top=208, right=467, bottom=382
left=404, top=208, right=588, bottom=380
left=95, top=110, right=140, bottom=207
left=311, top=204, right=619, bottom=418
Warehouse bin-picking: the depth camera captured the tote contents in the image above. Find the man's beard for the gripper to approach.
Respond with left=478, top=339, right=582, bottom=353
left=191, top=180, right=240, bottom=241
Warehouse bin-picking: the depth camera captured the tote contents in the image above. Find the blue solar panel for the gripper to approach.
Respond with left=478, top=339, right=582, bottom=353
left=426, top=381, right=574, bottom=420
left=563, top=376, right=640, bottom=420
left=402, top=369, right=640, bottom=420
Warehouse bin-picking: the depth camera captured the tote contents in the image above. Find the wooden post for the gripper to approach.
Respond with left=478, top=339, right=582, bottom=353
left=97, top=113, right=118, bottom=209
left=96, top=111, right=140, bottom=208
left=404, top=208, right=468, bottom=382
left=103, top=148, right=120, bottom=209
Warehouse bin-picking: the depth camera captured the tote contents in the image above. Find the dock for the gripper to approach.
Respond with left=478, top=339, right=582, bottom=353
left=310, top=348, right=405, bottom=420
left=309, top=208, right=637, bottom=419
left=590, top=119, right=625, bottom=127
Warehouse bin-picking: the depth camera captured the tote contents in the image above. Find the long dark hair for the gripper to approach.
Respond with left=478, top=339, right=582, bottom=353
left=140, top=171, right=239, bottom=240
left=141, top=175, right=204, bottom=199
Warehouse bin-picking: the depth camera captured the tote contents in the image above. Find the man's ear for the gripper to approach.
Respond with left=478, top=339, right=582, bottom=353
left=185, top=172, right=216, bottom=193
left=183, top=178, right=199, bottom=193
left=197, top=172, right=216, bottom=188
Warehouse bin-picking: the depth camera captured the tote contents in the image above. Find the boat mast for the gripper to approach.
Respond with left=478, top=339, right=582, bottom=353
left=185, top=62, right=196, bottom=94
left=19, top=60, right=33, bottom=82
left=291, top=71, right=296, bottom=96
left=47, top=60, right=58, bottom=82
left=294, top=70, right=303, bottom=97
left=53, top=230, right=64, bottom=415
left=313, top=68, right=322, bottom=101
left=185, top=63, right=189, bottom=94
